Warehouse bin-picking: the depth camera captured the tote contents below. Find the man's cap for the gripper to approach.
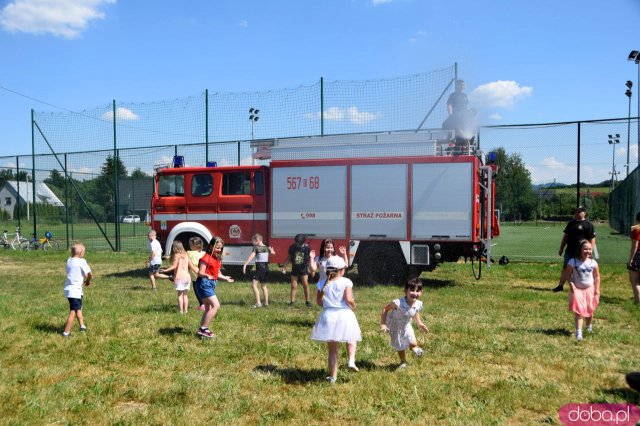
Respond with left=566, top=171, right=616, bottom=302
left=576, top=206, right=586, bottom=213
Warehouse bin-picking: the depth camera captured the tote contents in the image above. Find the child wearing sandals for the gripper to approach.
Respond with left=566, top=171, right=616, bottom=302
left=565, top=239, right=600, bottom=341
left=380, top=278, right=429, bottom=368
left=195, top=236, right=234, bottom=338
left=311, top=256, right=361, bottom=383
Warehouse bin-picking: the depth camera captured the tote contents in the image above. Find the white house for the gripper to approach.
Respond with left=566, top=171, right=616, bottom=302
left=0, top=181, right=64, bottom=219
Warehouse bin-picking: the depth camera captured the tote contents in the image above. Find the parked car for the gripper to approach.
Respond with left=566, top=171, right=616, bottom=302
left=123, top=215, right=141, bottom=223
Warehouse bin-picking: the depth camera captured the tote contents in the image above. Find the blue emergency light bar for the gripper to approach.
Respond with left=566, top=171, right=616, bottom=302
left=172, top=155, right=185, bottom=168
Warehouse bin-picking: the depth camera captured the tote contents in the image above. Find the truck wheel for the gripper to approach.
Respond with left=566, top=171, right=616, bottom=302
left=356, top=244, right=408, bottom=286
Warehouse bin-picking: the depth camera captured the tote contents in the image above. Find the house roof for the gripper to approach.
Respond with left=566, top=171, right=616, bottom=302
left=2, top=181, right=64, bottom=207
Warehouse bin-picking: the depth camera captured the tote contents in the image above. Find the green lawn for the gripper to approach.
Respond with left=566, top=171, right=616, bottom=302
left=0, top=250, right=638, bottom=425
left=491, top=222, right=629, bottom=264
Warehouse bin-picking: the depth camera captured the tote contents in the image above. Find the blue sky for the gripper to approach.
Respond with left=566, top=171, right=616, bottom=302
left=1, top=0, right=639, bottom=184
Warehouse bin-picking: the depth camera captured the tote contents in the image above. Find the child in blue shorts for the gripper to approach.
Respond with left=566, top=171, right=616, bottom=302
left=62, top=242, right=93, bottom=337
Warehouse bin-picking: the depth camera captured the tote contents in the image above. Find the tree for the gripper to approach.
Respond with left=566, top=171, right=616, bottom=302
left=45, top=169, right=66, bottom=189
left=493, top=147, right=537, bottom=221
left=94, top=155, right=128, bottom=222
left=130, top=167, right=150, bottom=178
left=101, top=155, right=128, bottom=178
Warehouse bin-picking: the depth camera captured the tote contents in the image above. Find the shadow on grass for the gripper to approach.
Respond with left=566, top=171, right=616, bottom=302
left=420, top=278, right=457, bottom=289
left=158, top=326, right=187, bottom=336
left=253, top=364, right=327, bottom=384
left=104, top=268, right=149, bottom=279
left=33, top=322, right=60, bottom=334
left=528, top=327, right=572, bottom=337
left=525, top=285, right=560, bottom=292
left=595, top=388, right=640, bottom=405
left=273, top=318, right=316, bottom=328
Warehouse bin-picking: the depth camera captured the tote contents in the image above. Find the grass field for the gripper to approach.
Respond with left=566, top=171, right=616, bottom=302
left=492, top=223, right=630, bottom=264
left=0, top=250, right=638, bottom=425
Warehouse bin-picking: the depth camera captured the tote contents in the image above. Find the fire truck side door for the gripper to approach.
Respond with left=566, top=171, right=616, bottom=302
left=186, top=172, right=217, bottom=235
left=218, top=171, right=253, bottom=243
left=252, top=170, right=268, bottom=239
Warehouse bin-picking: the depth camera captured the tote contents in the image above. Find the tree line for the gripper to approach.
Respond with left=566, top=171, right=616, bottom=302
left=1, top=156, right=150, bottom=223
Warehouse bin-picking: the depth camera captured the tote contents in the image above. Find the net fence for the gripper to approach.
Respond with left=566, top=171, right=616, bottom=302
left=0, top=64, right=638, bottom=263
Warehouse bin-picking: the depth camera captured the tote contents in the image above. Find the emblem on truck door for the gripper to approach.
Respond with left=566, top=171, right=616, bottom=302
left=229, top=224, right=241, bottom=239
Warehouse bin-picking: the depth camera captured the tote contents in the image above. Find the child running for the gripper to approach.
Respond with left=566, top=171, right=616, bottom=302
left=281, top=234, right=312, bottom=307
left=147, top=230, right=169, bottom=290
left=195, top=236, right=235, bottom=338
left=161, top=241, right=198, bottom=314
left=310, top=256, right=362, bottom=384
left=380, top=278, right=429, bottom=368
left=242, top=233, right=275, bottom=308
left=62, top=242, right=93, bottom=337
left=565, top=239, right=601, bottom=340
left=187, top=236, right=206, bottom=310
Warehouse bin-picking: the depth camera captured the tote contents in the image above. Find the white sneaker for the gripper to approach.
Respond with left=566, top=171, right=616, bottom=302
left=576, top=332, right=583, bottom=341
left=347, top=360, right=359, bottom=372
left=398, top=362, right=408, bottom=369
left=586, top=325, right=593, bottom=334
left=326, top=376, right=336, bottom=384
left=411, top=347, right=424, bottom=357
left=252, top=303, right=262, bottom=309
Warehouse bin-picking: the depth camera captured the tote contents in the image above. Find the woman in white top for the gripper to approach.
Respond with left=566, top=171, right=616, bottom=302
left=311, top=256, right=361, bottom=383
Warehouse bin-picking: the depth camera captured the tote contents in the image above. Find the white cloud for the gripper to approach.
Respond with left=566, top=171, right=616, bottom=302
left=489, top=113, right=502, bottom=121
left=372, top=0, right=393, bottom=4
left=526, top=156, right=612, bottom=185
left=101, top=107, right=139, bottom=121
left=239, top=20, right=247, bottom=28
left=305, top=106, right=378, bottom=125
left=0, top=0, right=115, bottom=39
left=348, top=107, right=378, bottom=124
left=469, top=80, right=532, bottom=109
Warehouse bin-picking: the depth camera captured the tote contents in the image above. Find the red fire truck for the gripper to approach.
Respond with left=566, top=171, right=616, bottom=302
left=151, top=131, right=499, bottom=284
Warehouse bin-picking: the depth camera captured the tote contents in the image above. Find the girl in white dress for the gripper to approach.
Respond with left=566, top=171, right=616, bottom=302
left=161, top=241, right=198, bottom=314
left=380, top=278, right=429, bottom=368
left=311, top=256, right=362, bottom=383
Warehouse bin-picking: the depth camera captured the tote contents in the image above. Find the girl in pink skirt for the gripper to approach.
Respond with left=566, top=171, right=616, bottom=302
left=565, top=239, right=600, bottom=340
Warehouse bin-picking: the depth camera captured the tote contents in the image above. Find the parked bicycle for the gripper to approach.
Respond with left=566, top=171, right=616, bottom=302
left=20, top=231, right=60, bottom=251
left=1, top=227, right=28, bottom=250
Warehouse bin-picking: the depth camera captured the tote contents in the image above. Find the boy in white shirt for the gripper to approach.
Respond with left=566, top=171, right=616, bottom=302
left=62, top=242, right=92, bottom=337
left=147, top=230, right=168, bottom=290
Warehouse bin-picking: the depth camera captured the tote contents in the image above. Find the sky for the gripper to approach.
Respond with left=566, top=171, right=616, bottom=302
left=1, top=0, right=639, bottom=184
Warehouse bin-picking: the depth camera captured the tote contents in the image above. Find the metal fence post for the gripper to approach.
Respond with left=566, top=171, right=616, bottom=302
left=64, top=153, right=69, bottom=248
left=31, top=109, right=36, bottom=240
left=205, top=89, right=209, bottom=164
left=16, top=156, right=20, bottom=228
left=113, top=100, right=120, bottom=251
left=576, top=121, right=581, bottom=209
left=320, top=77, right=324, bottom=136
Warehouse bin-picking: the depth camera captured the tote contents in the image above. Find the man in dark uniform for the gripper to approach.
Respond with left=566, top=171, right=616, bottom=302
left=553, top=206, right=596, bottom=292
left=442, top=80, right=476, bottom=154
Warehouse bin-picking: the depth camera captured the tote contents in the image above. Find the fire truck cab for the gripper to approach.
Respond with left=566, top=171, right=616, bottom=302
left=152, top=131, right=498, bottom=284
